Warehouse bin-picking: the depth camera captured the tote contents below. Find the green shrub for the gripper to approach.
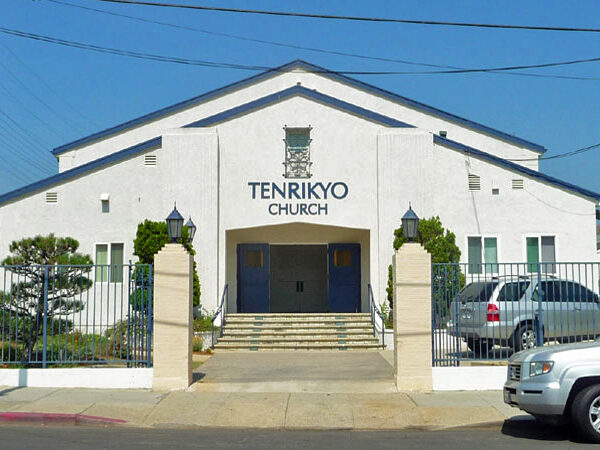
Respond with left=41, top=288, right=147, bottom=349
left=193, top=336, right=203, bottom=352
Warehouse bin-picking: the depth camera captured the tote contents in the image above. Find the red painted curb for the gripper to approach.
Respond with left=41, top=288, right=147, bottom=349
left=0, top=411, right=127, bottom=425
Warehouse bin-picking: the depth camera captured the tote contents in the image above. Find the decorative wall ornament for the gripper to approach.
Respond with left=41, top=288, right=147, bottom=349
left=283, top=126, right=312, bottom=178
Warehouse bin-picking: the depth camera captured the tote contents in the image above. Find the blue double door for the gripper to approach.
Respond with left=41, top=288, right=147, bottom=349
left=237, top=243, right=361, bottom=313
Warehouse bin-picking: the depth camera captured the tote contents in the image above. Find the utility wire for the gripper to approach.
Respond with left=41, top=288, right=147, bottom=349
left=509, top=142, right=600, bottom=162
left=0, top=110, right=59, bottom=169
left=2, top=25, right=600, bottom=77
left=0, top=130, right=55, bottom=176
left=0, top=81, right=68, bottom=141
left=0, top=55, right=88, bottom=135
left=47, top=0, right=600, bottom=82
left=0, top=38, right=102, bottom=129
left=95, top=0, right=600, bottom=33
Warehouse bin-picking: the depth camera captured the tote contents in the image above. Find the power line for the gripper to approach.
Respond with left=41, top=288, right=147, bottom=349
left=509, top=142, right=600, bottom=162
left=0, top=81, right=69, bottom=141
left=2, top=25, right=600, bottom=78
left=0, top=110, right=59, bottom=168
left=0, top=38, right=102, bottom=129
left=47, top=0, right=600, bottom=82
left=0, top=54, right=88, bottom=135
left=95, top=0, right=600, bottom=33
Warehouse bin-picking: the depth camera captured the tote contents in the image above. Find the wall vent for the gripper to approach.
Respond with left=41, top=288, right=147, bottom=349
left=144, top=154, right=157, bottom=166
left=512, top=179, right=524, bottom=190
left=468, top=174, right=481, bottom=191
left=45, top=192, right=58, bottom=204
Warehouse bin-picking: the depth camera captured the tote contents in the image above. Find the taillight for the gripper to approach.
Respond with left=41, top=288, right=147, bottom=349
left=486, top=303, right=500, bottom=322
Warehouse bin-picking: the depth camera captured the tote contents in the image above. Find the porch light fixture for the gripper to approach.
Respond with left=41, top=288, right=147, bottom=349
left=185, top=217, right=197, bottom=244
left=401, top=204, right=419, bottom=242
left=166, top=203, right=184, bottom=243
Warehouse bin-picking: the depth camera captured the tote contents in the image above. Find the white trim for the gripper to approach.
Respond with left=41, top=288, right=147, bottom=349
left=93, top=242, right=126, bottom=283
left=0, top=368, right=152, bottom=389
left=465, top=234, right=501, bottom=275
left=521, top=233, right=558, bottom=273
left=433, top=366, right=507, bottom=391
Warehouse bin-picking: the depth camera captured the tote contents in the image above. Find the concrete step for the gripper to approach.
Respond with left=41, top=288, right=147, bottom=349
left=225, top=322, right=373, bottom=332
left=217, top=313, right=380, bottom=351
left=224, top=328, right=373, bottom=337
left=214, top=342, right=382, bottom=351
left=226, top=323, right=373, bottom=328
left=218, top=336, right=380, bottom=344
left=229, top=313, right=371, bottom=319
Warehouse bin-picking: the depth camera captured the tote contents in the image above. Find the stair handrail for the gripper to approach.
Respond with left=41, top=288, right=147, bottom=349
left=368, top=284, right=386, bottom=349
left=211, top=284, right=228, bottom=349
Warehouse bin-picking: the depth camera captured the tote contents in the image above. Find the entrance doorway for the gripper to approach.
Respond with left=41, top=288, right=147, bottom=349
left=237, top=243, right=360, bottom=313
left=270, top=245, right=327, bottom=313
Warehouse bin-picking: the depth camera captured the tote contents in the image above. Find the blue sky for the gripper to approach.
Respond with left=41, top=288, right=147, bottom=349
left=1, top=0, right=600, bottom=198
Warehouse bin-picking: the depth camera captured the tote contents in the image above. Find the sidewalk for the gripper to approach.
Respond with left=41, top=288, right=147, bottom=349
left=0, top=386, right=527, bottom=430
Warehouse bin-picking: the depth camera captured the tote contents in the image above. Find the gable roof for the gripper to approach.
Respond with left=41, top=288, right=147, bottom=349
left=184, top=85, right=413, bottom=128
left=434, top=135, right=600, bottom=201
left=0, top=89, right=410, bottom=206
left=52, top=59, right=545, bottom=156
left=0, top=138, right=161, bottom=206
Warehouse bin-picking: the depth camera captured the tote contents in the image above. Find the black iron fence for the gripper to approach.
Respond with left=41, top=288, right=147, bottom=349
left=0, top=264, right=153, bottom=367
left=432, top=262, right=600, bottom=366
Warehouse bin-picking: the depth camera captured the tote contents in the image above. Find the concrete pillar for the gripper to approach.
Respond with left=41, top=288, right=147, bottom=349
left=393, top=242, right=432, bottom=391
left=153, top=243, right=193, bottom=390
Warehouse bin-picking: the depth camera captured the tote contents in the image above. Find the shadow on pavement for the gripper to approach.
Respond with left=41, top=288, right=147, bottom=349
left=501, top=417, right=584, bottom=443
left=0, top=386, right=24, bottom=397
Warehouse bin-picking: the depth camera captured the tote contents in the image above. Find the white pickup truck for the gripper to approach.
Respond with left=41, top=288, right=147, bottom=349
left=504, top=340, right=600, bottom=443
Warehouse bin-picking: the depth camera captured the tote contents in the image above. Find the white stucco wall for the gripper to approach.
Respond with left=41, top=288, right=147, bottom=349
left=0, top=85, right=597, bottom=316
left=57, top=68, right=541, bottom=172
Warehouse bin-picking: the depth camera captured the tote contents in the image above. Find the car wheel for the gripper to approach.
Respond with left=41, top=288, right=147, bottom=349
left=466, top=338, right=490, bottom=357
left=571, top=384, right=600, bottom=443
left=511, top=323, right=537, bottom=353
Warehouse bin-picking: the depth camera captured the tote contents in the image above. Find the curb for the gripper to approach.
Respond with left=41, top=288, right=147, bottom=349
left=0, top=411, right=127, bottom=426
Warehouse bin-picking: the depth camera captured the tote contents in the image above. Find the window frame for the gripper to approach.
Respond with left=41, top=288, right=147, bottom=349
left=465, top=234, right=501, bottom=274
left=522, top=234, right=558, bottom=273
left=94, top=242, right=126, bottom=283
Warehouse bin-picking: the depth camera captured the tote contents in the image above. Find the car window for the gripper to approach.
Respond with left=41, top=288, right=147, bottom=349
left=455, top=282, right=498, bottom=302
left=497, top=281, right=530, bottom=302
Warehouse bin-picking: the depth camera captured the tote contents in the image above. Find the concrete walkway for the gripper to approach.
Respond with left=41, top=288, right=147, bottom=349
left=192, top=351, right=396, bottom=393
left=0, top=351, right=529, bottom=430
left=0, top=385, right=527, bottom=430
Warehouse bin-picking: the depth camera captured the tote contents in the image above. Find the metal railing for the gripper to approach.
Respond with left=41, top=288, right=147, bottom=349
left=211, top=284, right=228, bottom=349
left=432, top=262, right=600, bottom=366
left=368, top=284, right=386, bottom=349
left=0, top=263, right=152, bottom=367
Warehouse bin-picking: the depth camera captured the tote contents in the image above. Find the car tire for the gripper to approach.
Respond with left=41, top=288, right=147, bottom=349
left=466, top=338, right=490, bottom=357
left=511, top=323, right=537, bottom=353
left=571, top=384, right=600, bottom=443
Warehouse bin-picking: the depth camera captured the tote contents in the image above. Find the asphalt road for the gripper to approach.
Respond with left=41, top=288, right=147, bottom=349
left=0, top=421, right=596, bottom=449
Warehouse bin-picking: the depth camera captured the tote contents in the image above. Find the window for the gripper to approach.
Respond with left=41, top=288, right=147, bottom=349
left=497, top=282, right=530, bottom=302
left=456, top=282, right=498, bottom=303
left=95, top=244, right=108, bottom=281
left=95, top=243, right=124, bottom=282
left=101, top=200, right=110, bottom=213
left=246, top=250, right=264, bottom=268
left=284, top=127, right=312, bottom=178
left=333, top=250, right=352, bottom=267
left=526, top=236, right=555, bottom=273
left=110, top=243, right=124, bottom=282
left=468, top=236, right=498, bottom=273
